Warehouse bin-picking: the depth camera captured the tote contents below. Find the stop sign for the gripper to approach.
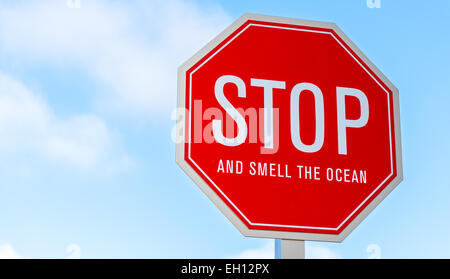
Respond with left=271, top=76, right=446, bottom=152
left=176, top=14, right=402, bottom=241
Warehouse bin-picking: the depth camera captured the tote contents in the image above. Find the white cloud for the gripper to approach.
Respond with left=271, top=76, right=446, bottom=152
left=0, top=0, right=231, bottom=117
left=307, top=244, right=341, bottom=259
left=231, top=241, right=275, bottom=259
left=0, top=72, right=114, bottom=168
left=0, top=243, right=21, bottom=259
left=66, top=243, right=81, bottom=259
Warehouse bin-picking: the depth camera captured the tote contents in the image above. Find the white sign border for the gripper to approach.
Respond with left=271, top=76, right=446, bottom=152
left=176, top=13, right=403, bottom=242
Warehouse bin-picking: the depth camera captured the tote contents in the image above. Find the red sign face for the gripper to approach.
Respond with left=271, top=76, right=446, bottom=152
left=177, top=14, right=402, bottom=241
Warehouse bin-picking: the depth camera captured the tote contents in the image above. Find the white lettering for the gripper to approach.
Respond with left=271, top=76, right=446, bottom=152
left=336, top=87, right=369, bottom=155
left=290, top=83, right=325, bottom=153
left=251, top=78, right=286, bottom=150
left=212, top=75, right=248, bottom=146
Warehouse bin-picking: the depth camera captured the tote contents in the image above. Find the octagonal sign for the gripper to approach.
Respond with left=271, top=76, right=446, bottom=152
left=176, top=14, right=402, bottom=242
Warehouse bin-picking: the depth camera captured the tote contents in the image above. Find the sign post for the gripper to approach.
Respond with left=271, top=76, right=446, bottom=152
left=177, top=13, right=402, bottom=258
left=278, top=239, right=305, bottom=259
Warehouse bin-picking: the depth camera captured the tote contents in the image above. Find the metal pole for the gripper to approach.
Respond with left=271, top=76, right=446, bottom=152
left=275, top=239, right=305, bottom=259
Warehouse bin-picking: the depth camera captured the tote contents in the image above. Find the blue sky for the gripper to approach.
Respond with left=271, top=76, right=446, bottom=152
left=0, top=0, right=449, bottom=259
